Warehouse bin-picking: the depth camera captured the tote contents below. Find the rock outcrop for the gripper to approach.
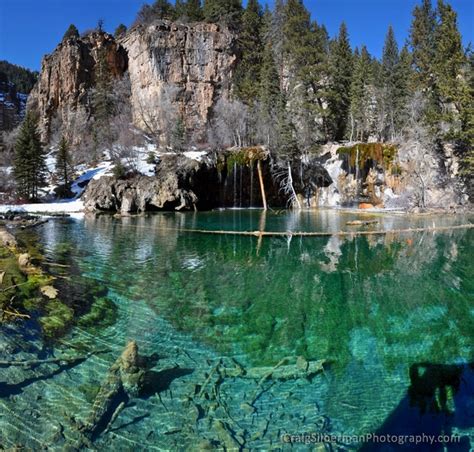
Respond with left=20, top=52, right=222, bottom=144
left=28, top=20, right=236, bottom=142
left=27, top=31, right=128, bottom=139
left=83, top=154, right=204, bottom=214
left=122, top=20, right=237, bottom=137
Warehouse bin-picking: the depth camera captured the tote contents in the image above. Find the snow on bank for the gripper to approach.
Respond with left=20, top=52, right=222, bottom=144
left=0, top=199, right=84, bottom=214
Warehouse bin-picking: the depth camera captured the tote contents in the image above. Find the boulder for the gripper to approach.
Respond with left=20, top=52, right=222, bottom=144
left=17, top=253, right=30, bottom=268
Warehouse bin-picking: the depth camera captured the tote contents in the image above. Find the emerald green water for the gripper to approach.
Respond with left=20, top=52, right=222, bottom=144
left=0, top=210, right=473, bottom=450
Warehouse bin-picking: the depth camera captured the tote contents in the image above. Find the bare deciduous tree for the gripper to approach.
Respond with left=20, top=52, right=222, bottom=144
left=208, top=97, right=250, bottom=149
left=398, top=92, right=439, bottom=208
left=135, top=84, right=181, bottom=148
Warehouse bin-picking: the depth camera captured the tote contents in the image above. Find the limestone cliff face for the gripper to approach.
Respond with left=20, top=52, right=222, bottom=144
left=28, top=31, right=127, bottom=138
left=122, top=21, right=237, bottom=137
left=29, top=20, right=237, bottom=142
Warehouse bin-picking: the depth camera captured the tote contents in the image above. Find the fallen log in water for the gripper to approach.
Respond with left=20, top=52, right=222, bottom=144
left=0, top=350, right=106, bottom=368
left=346, top=220, right=378, bottom=226
left=220, top=357, right=326, bottom=381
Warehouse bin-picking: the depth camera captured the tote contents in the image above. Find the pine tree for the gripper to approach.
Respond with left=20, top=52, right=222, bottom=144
left=175, top=0, right=202, bottom=21
left=381, top=26, right=400, bottom=140
left=203, top=0, right=242, bottom=26
left=349, top=46, right=373, bottom=141
left=13, top=113, right=47, bottom=201
left=62, top=24, right=79, bottom=41
left=434, top=0, right=466, bottom=117
left=152, top=0, right=176, bottom=20
left=114, top=24, right=127, bottom=39
left=56, top=136, right=72, bottom=189
left=396, top=45, right=414, bottom=127
left=327, top=22, right=353, bottom=141
left=282, top=1, right=329, bottom=145
left=259, top=41, right=281, bottom=118
left=171, top=117, right=186, bottom=152
left=409, top=0, right=437, bottom=88
left=234, top=0, right=263, bottom=104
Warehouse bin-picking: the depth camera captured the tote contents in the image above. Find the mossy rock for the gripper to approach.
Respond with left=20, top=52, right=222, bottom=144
left=39, top=300, right=74, bottom=338
left=78, top=297, right=118, bottom=328
left=337, top=143, right=398, bottom=170
left=226, top=147, right=267, bottom=172
left=78, top=383, right=101, bottom=404
left=0, top=245, right=26, bottom=309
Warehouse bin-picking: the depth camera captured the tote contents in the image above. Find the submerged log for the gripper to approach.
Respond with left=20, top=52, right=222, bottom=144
left=221, top=358, right=326, bottom=381
left=80, top=341, right=146, bottom=438
left=346, top=220, right=378, bottom=226
left=0, top=350, right=106, bottom=368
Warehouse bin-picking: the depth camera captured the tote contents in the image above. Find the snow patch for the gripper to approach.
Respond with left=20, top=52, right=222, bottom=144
left=0, top=199, right=84, bottom=214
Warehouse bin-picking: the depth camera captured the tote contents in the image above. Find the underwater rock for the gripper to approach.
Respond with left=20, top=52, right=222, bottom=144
left=40, top=285, right=58, bottom=299
left=80, top=341, right=146, bottom=439
left=0, top=228, right=17, bottom=247
left=17, top=253, right=30, bottom=268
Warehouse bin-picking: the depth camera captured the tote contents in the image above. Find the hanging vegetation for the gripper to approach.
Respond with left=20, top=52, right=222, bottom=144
left=337, top=143, right=398, bottom=170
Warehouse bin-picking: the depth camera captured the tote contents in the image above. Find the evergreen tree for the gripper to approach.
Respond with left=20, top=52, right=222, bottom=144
left=135, top=0, right=176, bottom=25
left=282, top=0, right=329, bottom=144
left=171, top=117, right=187, bottom=152
left=56, top=136, right=72, bottom=189
left=259, top=41, right=281, bottom=117
left=114, top=24, right=128, bottom=39
left=152, top=0, right=175, bottom=20
left=349, top=46, right=373, bottom=141
left=275, top=95, right=299, bottom=160
left=381, top=25, right=400, bottom=140
left=203, top=0, right=242, bottom=26
left=270, top=0, right=286, bottom=82
left=13, top=113, right=47, bottom=201
left=234, top=0, right=263, bottom=104
left=327, top=22, right=353, bottom=140
left=175, top=0, right=202, bottom=21
left=62, top=24, right=79, bottom=41
left=433, top=0, right=466, bottom=117
left=409, top=0, right=437, bottom=88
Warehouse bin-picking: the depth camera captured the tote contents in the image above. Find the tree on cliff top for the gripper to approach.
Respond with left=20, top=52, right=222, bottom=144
left=175, top=0, right=203, bottom=22
left=62, top=24, right=79, bottom=41
left=13, top=113, right=47, bottom=201
left=203, top=0, right=242, bottom=26
left=134, top=0, right=176, bottom=25
left=114, top=24, right=128, bottom=39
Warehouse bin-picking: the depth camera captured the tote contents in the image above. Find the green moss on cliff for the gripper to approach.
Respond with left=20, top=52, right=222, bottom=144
left=337, top=143, right=398, bottom=169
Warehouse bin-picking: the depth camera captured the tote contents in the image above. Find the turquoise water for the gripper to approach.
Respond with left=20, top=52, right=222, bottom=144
left=0, top=209, right=473, bottom=450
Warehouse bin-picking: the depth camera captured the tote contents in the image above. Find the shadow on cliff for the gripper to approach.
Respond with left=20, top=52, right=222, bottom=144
left=360, top=362, right=474, bottom=452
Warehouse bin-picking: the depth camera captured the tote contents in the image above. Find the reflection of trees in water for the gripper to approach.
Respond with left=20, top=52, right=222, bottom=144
left=43, top=216, right=472, bottom=371
left=103, top=221, right=472, bottom=371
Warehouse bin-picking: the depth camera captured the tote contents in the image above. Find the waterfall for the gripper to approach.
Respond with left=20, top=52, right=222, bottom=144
left=239, top=164, right=243, bottom=208
left=233, top=162, right=237, bottom=208
left=250, top=161, right=254, bottom=207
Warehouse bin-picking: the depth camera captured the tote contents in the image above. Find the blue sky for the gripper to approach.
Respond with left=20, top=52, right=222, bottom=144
left=0, top=0, right=472, bottom=71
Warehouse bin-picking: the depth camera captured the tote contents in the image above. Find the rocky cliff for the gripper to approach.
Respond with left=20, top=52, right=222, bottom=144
left=122, top=21, right=237, bottom=137
left=27, top=31, right=128, bottom=139
left=28, top=20, right=236, bottom=142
